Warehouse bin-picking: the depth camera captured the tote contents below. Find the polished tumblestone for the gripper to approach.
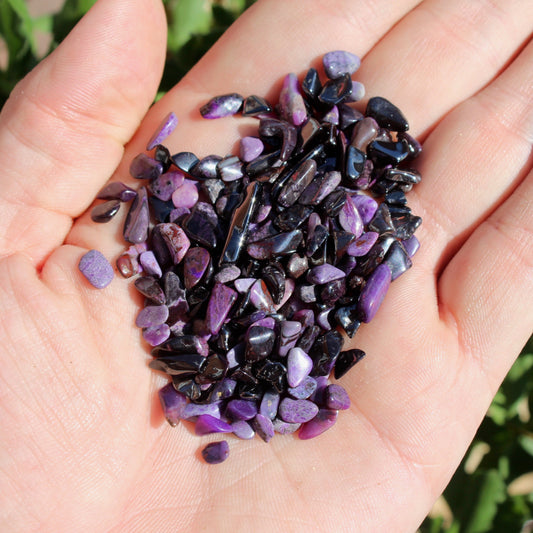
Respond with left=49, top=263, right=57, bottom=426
left=183, top=247, right=210, bottom=289
left=97, top=181, right=136, bottom=202
left=245, top=326, right=275, bottom=362
left=91, top=200, right=120, bottom=223
left=134, top=276, right=166, bottom=304
left=146, top=112, right=178, bottom=151
left=240, top=136, right=264, bottom=162
left=200, top=93, right=244, bottom=119
left=279, top=398, right=319, bottom=424
left=357, top=263, right=392, bottom=322
left=231, top=420, right=255, bottom=439
left=205, top=283, right=238, bottom=335
left=195, top=414, right=232, bottom=436
left=334, top=348, right=366, bottom=379
left=279, top=73, right=307, bottom=126
left=135, top=305, right=169, bottom=328
left=201, top=440, right=230, bottom=464
left=298, top=409, right=338, bottom=440
left=252, top=414, right=275, bottom=442
left=323, top=50, right=361, bottom=79
left=366, top=96, right=409, bottom=132
left=307, top=264, right=346, bottom=284
left=260, top=389, right=280, bottom=420
left=129, top=153, right=163, bottom=180
left=325, top=384, right=350, bottom=410
left=149, top=171, right=184, bottom=202
left=158, top=383, right=187, bottom=426
left=288, top=376, right=317, bottom=400
left=123, top=186, right=150, bottom=244
left=287, top=347, right=313, bottom=388
left=78, top=249, right=114, bottom=289
left=226, top=399, right=258, bottom=421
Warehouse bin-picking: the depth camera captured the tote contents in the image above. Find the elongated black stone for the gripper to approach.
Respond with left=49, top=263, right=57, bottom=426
left=368, top=203, right=395, bottom=234
left=154, top=335, right=204, bottom=355
left=274, top=204, right=313, bottom=231
left=302, top=67, right=322, bottom=101
left=172, top=377, right=201, bottom=401
left=172, top=151, right=199, bottom=173
left=220, top=181, right=261, bottom=265
left=277, top=159, right=317, bottom=208
left=150, top=353, right=206, bottom=373
left=310, top=330, right=344, bottom=376
left=321, top=189, right=346, bottom=217
left=154, top=144, right=172, bottom=172
left=247, top=229, right=304, bottom=259
left=123, top=186, right=149, bottom=243
left=261, top=263, right=286, bottom=305
left=344, top=145, right=366, bottom=184
left=134, top=276, right=166, bottom=305
left=383, top=240, right=412, bottom=280
left=245, top=149, right=282, bottom=178
left=386, top=168, right=421, bottom=184
left=91, top=200, right=120, bottom=223
left=391, top=212, right=422, bottom=240
left=385, top=189, right=407, bottom=206
left=367, top=140, right=410, bottom=165
left=334, top=348, right=366, bottom=379
left=366, top=96, right=409, bottom=132
left=181, top=204, right=218, bottom=249
left=254, top=360, right=287, bottom=394
left=306, top=224, right=329, bottom=257
left=296, top=325, right=321, bottom=353
left=245, top=326, right=276, bottom=362
left=334, top=304, right=361, bottom=338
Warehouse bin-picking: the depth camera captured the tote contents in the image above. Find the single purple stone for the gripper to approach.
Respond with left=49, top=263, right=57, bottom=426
left=135, top=305, right=169, bottom=328
left=97, top=181, right=137, bottom=202
left=402, top=235, right=420, bottom=257
left=139, top=251, right=162, bottom=277
left=250, top=316, right=276, bottom=330
left=218, top=156, right=244, bottom=182
left=345, top=80, right=365, bottom=102
left=158, top=383, right=186, bottom=426
left=146, top=111, right=178, bottom=150
left=287, top=347, right=313, bottom=388
left=252, top=414, right=275, bottom=443
left=226, top=399, right=258, bottom=421
left=182, top=402, right=221, bottom=420
left=260, top=389, right=280, bottom=420
left=278, top=398, right=319, bottom=424
left=158, top=223, right=190, bottom=264
left=317, top=307, right=333, bottom=330
left=357, top=263, right=392, bottom=322
left=307, top=264, right=345, bottom=285
left=116, top=244, right=145, bottom=278
left=78, top=249, right=114, bottom=289
left=149, top=171, right=185, bottom=202
left=232, top=420, right=255, bottom=440
left=205, top=283, right=238, bottom=335
left=323, top=50, right=361, bottom=79
left=211, top=379, right=237, bottom=401
left=325, top=384, right=351, bottom=410
left=129, top=153, right=163, bottom=180
left=249, top=279, right=276, bottom=313
left=142, top=323, right=171, bottom=346
left=214, top=265, right=241, bottom=284
left=279, top=73, right=307, bottom=126
left=298, top=409, right=338, bottom=440
left=288, top=376, right=318, bottom=400
left=346, top=231, right=379, bottom=257
left=91, top=199, right=121, bottom=223
left=183, top=247, right=210, bottom=289
left=338, top=195, right=364, bottom=238
left=240, top=136, right=264, bottom=162
left=234, top=278, right=256, bottom=293
left=200, top=93, right=244, bottom=119
left=172, top=180, right=199, bottom=209
left=201, top=440, right=230, bottom=464
left=123, top=186, right=150, bottom=244
left=351, top=194, right=378, bottom=225
left=278, top=320, right=303, bottom=357
left=195, top=414, right=232, bottom=436
left=273, top=418, right=301, bottom=435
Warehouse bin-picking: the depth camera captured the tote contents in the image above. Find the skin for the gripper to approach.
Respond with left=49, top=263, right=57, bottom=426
left=0, top=0, right=531, bottom=531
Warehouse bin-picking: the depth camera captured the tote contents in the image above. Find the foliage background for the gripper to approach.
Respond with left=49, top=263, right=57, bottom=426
left=0, top=1, right=531, bottom=531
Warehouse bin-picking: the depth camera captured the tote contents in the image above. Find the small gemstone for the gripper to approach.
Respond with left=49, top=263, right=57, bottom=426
left=334, top=348, right=366, bottom=379
left=172, top=180, right=199, bottom=209
left=273, top=418, right=301, bottom=434
left=123, top=186, right=150, bottom=243
left=200, top=93, right=244, bottom=119
left=205, top=283, right=238, bottom=335
left=346, top=231, right=379, bottom=257
left=157, top=223, right=191, bottom=264
left=149, top=171, right=185, bottom=202
left=183, top=247, right=210, bottom=289
left=129, top=153, right=163, bottom=180
left=259, top=389, right=280, bottom=420
left=91, top=200, right=120, bottom=223
left=325, top=384, right=350, bottom=410
left=201, top=440, right=230, bottom=464
left=298, top=409, right=338, bottom=440
left=242, top=94, right=272, bottom=116
left=279, top=73, right=307, bottom=126
left=245, top=326, right=276, bottom=362
left=226, top=399, right=258, bottom=421
left=97, top=181, right=136, bottom=202
left=366, top=96, right=409, bottom=132
left=286, top=347, right=313, bottom=388
left=323, top=50, right=361, bottom=79
left=252, top=414, right=275, bottom=442
left=139, top=251, right=162, bottom=277
left=357, top=263, right=392, bottom=322
left=134, top=276, right=166, bottom=304
left=195, top=414, right=232, bottom=436
left=278, top=398, right=319, bottom=424
left=171, top=152, right=199, bottom=173
left=231, top=420, right=255, bottom=440
left=158, top=383, right=186, bottom=426
left=288, top=376, right=317, bottom=400
left=351, top=117, right=379, bottom=152
left=142, top=324, right=171, bottom=346
left=318, top=74, right=353, bottom=105
left=78, top=249, right=114, bottom=289
left=240, top=136, right=264, bottom=162
left=146, top=111, right=178, bottom=151
left=307, top=264, right=346, bottom=285
left=181, top=402, right=221, bottom=420
left=135, top=305, right=169, bottom=328
left=338, top=195, right=364, bottom=238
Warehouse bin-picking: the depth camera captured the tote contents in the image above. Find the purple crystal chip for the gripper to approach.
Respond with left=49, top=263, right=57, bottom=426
left=158, top=383, right=186, bottom=426
left=146, top=112, right=178, bottom=151
left=200, top=93, right=244, bottom=119
left=201, top=440, right=230, bottom=464
left=78, top=249, right=114, bottom=289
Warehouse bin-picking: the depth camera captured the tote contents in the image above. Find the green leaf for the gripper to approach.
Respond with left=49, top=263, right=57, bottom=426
left=165, top=0, right=213, bottom=52
left=5, top=0, right=38, bottom=57
left=518, top=435, right=533, bottom=457
left=464, top=469, right=507, bottom=533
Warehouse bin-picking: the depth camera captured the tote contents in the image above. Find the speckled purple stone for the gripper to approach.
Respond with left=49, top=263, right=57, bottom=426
left=136, top=305, right=169, bottom=328
left=298, top=409, right=338, bottom=440
left=252, top=414, right=275, bottom=442
left=260, top=389, right=280, bottom=420
left=351, top=194, right=378, bottom=225
left=146, top=111, right=178, bottom=150
left=279, top=398, right=319, bottom=424
left=272, top=418, right=301, bottom=435
left=158, top=382, right=186, bottom=426
left=129, top=153, right=163, bottom=180
left=78, top=249, right=114, bottom=289
left=149, top=171, right=184, bottom=202
left=182, top=401, right=221, bottom=420
left=338, top=194, right=364, bottom=238
left=142, top=323, right=171, bottom=346
left=279, top=73, right=307, bottom=126
left=323, top=50, right=361, bottom=79
left=206, top=283, right=238, bottom=335
left=288, top=376, right=318, bottom=400
left=201, top=440, right=230, bottom=464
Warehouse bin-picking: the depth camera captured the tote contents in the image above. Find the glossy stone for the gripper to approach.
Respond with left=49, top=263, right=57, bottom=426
left=367, top=139, right=410, bottom=165
left=240, top=136, right=264, bottom=162
left=129, top=153, right=163, bottom=180
left=351, top=117, right=379, bottom=151
left=288, top=375, right=317, bottom=399
left=366, top=96, right=409, bottom=132
left=278, top=320, right=303, bottom=356
left=158, top=223, right=190, bottom=264
left=325, top=384, right=350, bottom=410
left=323, top=50, right=361, bottom=79
left=134, top=276, right=166, bottom=304
left=182, top=202, right=218, bottom=249
left=91, top=200, right=120, bottom=223
left=279, top=398, right=319, bottom=424
left=386, top=168, right=421, bottom=184
left=181, top=401, right=221, bottom=420
left=286, top=254, right=309, bottom=279
left=402, top=235, right=420, bottom=257
left=259, top=118, right=298, bottom=162
left=142, top=324, right=171, bottom=346
left=116, top=245, right=143, bottom=278
left=205, top=283, right=237, bottom=335
left=319, top=278, right=346, bottom=308
left=231, top=420, right=255, bottom=439
left=261, top=263, right=286, bottom=305
left=279, top=73, right=307, bottom=126
left=78, top=249, right=114, bottom=289
left=242, top=94, right=272, bottom=117
left=321, top=189, right=346, bottom=217
left=136, top=305, right=169, bottom=328
left=158, top=382, right=187, bottom=426
left=357, top=263, right=391, bottom=322
left=201, top=440, right=230, bottom=464
left=147, top=112, right=178, bottom=150
left=245, top=326, right=275, bottom=362
left=247, top=229, right=303, bottom=259
left=183, top=247, right=210, bottom=289
left=322, top=105, right=339, bottom=125
left=149, top=171, right=184, bottom=202
left=260, top=389, right=280, bottom=420
left=310, top=330, right=344, bottom=376
left=384, top=240, right=412, bottom=280
left=139, top=251, right=162, bottom=278
left=273, top=418, right=301, bottom=434
left=171, top=179, right=199, bottom=209
left=214, top=265, right=240, bottom=283
left=249, top=279, right=276, bottom=313
left=195, top=414, right=232, bottom=436
left=307, top=264, right=345, bottom=284
left=277, top=159, right=317, bottom=207
left=298, top=409, right=338, bottom=440
left=123, top=186, right=150, bottom=243
left=149, top=353, right=206, bottom=374
left=192, top=155, right=222, bottom=180
left=287, top=347, right=313, bottom=388
left=172, top=152, right=200, bottom=174
left=196, top=353, right=227, bottom=384
left=155, top=335, right=207, bottom=356
left=97, top=181, right=136, bottom=202
left=252, top=414, right=275, bottom=442
left=391, top=212, right=422, bottom=240
left=346, top=231, right=379, bottom=257
left=200, top=93, right=243, bottom=119
left=334, top=348, right=366, bottom=379
left=368, top=203, right=395, bottom=235
left=226, top=399, right=258, bottom=421
left=334, top=304, right=361, bottom=338
left=338, top=194, right=364, bottom=238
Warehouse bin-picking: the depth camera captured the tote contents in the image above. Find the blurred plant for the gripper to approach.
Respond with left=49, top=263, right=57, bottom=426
left=0, top=1, right=532, bottom=531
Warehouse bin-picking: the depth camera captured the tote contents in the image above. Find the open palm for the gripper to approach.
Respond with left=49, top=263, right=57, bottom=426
left=1, top=0, right=532, bottom=531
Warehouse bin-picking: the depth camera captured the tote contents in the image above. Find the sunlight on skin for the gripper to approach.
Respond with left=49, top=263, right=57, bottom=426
left=0, top=0, right=531, bottom=531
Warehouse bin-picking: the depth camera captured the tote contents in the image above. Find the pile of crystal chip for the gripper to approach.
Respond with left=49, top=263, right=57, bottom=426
left=83, top=51, right=422, bottom=464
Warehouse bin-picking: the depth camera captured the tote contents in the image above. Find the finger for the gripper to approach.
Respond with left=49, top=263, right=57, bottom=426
left=0, top=0, right=167, bottom=267
left=413, top=35, right=533, bottom=270
left=356, top=0, right=533, bottom=137
left=439, top=165, right=533, bottom=391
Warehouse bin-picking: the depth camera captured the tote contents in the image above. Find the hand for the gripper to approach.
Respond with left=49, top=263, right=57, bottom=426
left=0, top=0, right=531, bottom=531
